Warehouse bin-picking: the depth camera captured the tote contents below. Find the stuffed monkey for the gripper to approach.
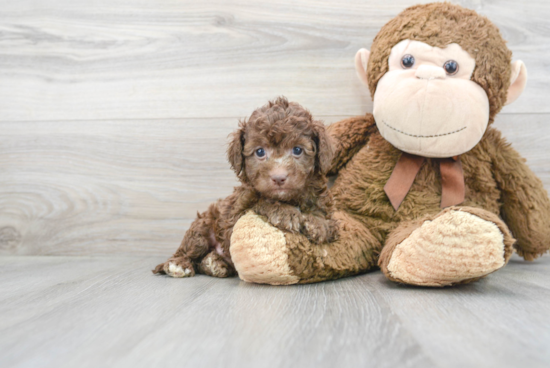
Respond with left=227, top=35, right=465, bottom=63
left=229, top=2, right=550, bottom=286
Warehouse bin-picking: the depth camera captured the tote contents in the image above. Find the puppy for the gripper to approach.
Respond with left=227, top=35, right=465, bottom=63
left=153, top=97, right=336, bottom=278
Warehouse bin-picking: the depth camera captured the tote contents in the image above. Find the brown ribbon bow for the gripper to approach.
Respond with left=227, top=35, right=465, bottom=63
left=384, top=152, right=465, bottom=211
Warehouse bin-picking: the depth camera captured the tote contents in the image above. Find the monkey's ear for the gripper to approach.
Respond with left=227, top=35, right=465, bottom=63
left=227, top=126, right=245, bottom=175
left=313, top=121, right=335, bottom=175
left=354, top=48, right=371, bottom=86
left=505, top=60, right=528, bottom=105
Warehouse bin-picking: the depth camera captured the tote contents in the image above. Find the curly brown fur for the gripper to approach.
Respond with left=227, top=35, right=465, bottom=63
left=153, top=97, right=337, bottom=277
left=327, top=114, right=377, bottom=176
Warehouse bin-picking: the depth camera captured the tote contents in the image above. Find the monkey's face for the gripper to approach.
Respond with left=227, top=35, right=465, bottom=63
left=372, top=40, right=490, bottom=158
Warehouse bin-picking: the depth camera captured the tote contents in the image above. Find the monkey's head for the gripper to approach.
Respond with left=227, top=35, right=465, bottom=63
left=355, top=3, right=527, bottom=158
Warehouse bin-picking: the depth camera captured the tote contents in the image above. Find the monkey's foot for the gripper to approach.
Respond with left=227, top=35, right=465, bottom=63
left=152, top=256, right=195, bottom=278
left=379, top=207, right=515, bottom=287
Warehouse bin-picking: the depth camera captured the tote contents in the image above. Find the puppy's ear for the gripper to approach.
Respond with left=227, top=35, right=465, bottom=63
left=313, top=120, right=334, bottom=175
left=227, top=123, right=245, bottom=175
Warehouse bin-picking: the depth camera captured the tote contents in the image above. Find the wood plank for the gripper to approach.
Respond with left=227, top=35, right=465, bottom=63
left=0, top=113, right=548, bottom=256
left=376, top=255, right=550, bottom=368
left=0, top=0, right=547, bottom=121
left=0, top=118, right=240, bottom=256
left=0, top=255, right=549, bottom=368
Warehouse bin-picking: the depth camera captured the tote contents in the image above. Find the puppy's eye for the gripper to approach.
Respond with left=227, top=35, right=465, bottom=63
left=401, top=54, right=415, bottom=69
left=292, top=147, right=303, bottom=156
left=255, top=148, right=266, bottom=158
left=444, top=60, right=459, bottom=75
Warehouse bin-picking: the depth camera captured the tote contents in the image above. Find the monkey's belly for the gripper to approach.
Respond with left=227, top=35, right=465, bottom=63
left=331, top=132, right=501, bottom=232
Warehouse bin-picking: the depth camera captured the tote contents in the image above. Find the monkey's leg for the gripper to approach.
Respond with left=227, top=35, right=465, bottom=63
left=152, top=213, right=214, bottom=278
left=229, top=210, right=381, bottom=285
left=378, top=206, right=515, bottom=287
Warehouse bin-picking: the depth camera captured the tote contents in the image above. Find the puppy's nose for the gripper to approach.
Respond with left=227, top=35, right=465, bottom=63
left=271, top=173, right=288, bottom=186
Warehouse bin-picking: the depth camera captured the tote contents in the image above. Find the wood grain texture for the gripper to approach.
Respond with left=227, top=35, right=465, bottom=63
left=0, top=0, right=548, bottom=121
left=0, top=255, right=549, bottom=368
left=0, top=118, right=240, bottom=255
left=1, top=114, right=548, bottom=256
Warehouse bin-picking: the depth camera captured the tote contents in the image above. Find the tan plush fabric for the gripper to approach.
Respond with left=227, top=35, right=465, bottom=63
left=230, top=211, right=299, bottom=285
left=373, top=40, right=490, bottom=158
left=386, top=209, right=506, bottom=286
left=506, top=60, right=528, bottom=105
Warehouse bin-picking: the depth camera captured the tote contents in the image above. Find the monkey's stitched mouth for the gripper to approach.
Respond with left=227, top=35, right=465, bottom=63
left=382, top=121, right=467, bottom=138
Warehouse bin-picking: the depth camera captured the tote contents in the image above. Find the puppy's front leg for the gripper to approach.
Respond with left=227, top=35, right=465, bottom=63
left=153, top=256, right=195, bottom=278
left=253, top=201, right=302, bottom=234
left=301, top=214, right=338, bottom=244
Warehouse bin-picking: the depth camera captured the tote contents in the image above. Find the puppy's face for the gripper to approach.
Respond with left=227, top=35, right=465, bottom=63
left=228, top=103, right=333, bottom=203
left=243, top=130, right=316, bottom=202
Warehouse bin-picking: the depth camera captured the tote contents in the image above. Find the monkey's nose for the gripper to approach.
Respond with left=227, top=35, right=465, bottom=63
left=271, top=174, right=288, bottom=186
left=415, top=65, right=446, bottom=80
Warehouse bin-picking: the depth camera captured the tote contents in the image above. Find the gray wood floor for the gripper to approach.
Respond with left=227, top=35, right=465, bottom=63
left=1, top=0, right=550, bottom=367
left=1, top=255, right=550, bottom=368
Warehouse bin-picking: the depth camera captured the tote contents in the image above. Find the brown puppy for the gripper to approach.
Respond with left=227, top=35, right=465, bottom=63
left=153, top=97, right=336, bottom=278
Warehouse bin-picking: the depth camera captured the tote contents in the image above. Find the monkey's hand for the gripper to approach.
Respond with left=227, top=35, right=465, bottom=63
left=489, top=129, right=550, bottom=260
left=253, top=201, right=302, bottom=234
left=301, top=214, right=338, bottom=244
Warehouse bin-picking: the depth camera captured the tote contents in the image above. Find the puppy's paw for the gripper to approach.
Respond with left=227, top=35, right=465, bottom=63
left=198, top=252, right=235, bottom=278
left=302, top=216, right=338, bottom=244
left=166, top=262, right=195, bottom=278
left=267, top=209, right=302, bottom=234
left=153, top=257, right=195, bottom=278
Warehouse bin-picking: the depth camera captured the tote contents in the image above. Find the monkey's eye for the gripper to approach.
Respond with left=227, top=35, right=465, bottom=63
left=444, top=60, right=459, bottom=75
left=292, top=147, right=303, bottom=156
left=255, top=148, right=266, bottom=158
left=401, top=54, right=415, bottom=69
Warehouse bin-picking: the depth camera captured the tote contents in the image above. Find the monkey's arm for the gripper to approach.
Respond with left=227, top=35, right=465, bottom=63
left=487, top=129, right=550, bottom=260
left=327, top=113, right=377, bottom=175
